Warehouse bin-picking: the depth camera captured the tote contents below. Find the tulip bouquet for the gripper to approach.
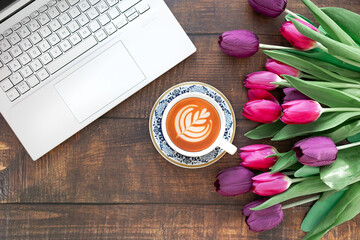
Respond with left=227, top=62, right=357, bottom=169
left=215, top=0, right=360, bottom=239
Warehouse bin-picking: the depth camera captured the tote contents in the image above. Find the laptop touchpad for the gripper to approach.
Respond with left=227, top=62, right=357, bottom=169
left=55, top=41, right=145, bottom=122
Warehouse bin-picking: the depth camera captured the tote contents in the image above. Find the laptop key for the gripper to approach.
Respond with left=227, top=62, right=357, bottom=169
left=28, top=20, right=41, bottom=32
left=30, top=32, right=42, bottom=44
left=0, top=78, right=13, bottom=91
left=124, top=7, right=136, bottom=17
left=9, top=60, right=22, bottom=72
left=37, top=69, right=49, bottom=81
left=3, top=29, right=13, bottom=37
left=79, top=27, right=91, bottom=38
left=50, top=46, right=62, bottom=58
left=0, top=52, right=13, bottom=64
left=47, top=36, right=97, bottom=74
left=59, top=13, right=71, bottom=25
left=77, top=14, right=90, bottom=26
left=39, top=26, right=52, bottom=38
left=138, top=3, right=150, bottom=14
left=127, top=12, right=139, bottom=21
left=59, top=40, right=72, bottom=52
left=98, top=14, right=110, bottom=25
left=78, top=0, right=91, bottom=11
left=0, top=66, right=12, bottom=81
left=17, top=81, right=30, bottom=94
left=20, top=39, right=32, bottom=51
left=48, top=7, right=60, bottom=19
left=49, top=19, right=62, bottom=31
left=87, top=8, right=99, bottom=20
left=0, top=39, right=11, bottom=51
left=48, top=33, right=61, bottom=46
left=38, top=40, right=51, bottom=52
left=69, top=6, right=81, bottom=18
left=8, top=32, right=21, bottom=45
left=27, top=75, right=40, bottom=88
left=6, top=88, right=20, bottom=101
left=20, top=65, right=33, bottom=78
left=19, top=53, right=31, bottom=65
left=89, top=0, right=100, bottom=5
left=10, top=72, right=23, bottom=85
left=29, top=46, right=42, bottom=58
left=118, top=0, right=141, bottom=12
left=95, top=29, right=107, bottom=41
left=104, top=23, right=116, bottom=35
left=106, top=0, right=118, bottom=7
left=30, top=59, right=43, bottom=72
left=58, top=27, right=71, bottom=39
left=58, top=1, right=70, bottom=12
left=39, top=53, right=53, bottom=65
left=38, top=13, right=51, bottom=25
left=12, top=23, right=22, bottom=31
left=18, top=26, right=31, bottom=38
left=69, top=33, right=82, bottom=45
left=9, top=46, right=23, bottom=58
left=89, top=21, right=101, bottom=32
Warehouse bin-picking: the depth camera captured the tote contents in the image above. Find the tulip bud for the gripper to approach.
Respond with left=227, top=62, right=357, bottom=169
left=281, top=100, right=322, bottom=124
left=283, top=88, right=311, bottom=103
left=242, top=99, right=282, bottom=123
left=265, top=59, right=301, bottom=77
left=240, top=144, right=279, bottom=171
left=293, top=136, right=338, bottom=166
left=243, top=199, right=283, bottom=232
left=218, top=30, right=259, bottom=58
left=280, top=19, right=319, bottom=50
left=248, top=89, right=279, bottom=104
left=252, top=172, right=291, bottom=196
left=214, top=166, right=254, bottom=196
left=244, top=71, right=282, bottom=90
left=248, top=0, right=287, bottom=18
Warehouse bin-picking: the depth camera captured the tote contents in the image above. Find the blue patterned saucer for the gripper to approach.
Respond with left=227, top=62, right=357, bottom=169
left=149, top=82, right=236, bottom=169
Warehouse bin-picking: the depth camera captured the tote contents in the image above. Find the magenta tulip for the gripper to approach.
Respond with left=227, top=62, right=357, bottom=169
left=265, top=59, right=301, bottom=77
left=252, top=172, right=291, bottom=196
left=218, top=30, right=259, bottom=58
left=243, top=199, right=283, bottom=232
left=281, top=100, right=322, bottom=124
left=214, top=166, right=254, bottom=196
left=248, top=0, right=287, bottom=18
left=244, top=71, right=282, bottom=90
left=242, top=100, right=282, bottom=123
left=248, top=89, right=279, bottom=104
left=293, top=137, right=338, bottom=166
left=280, top=19, right=319, bottom=50
left=240, top=144, right=279, bottom=171
left=283, top=88, right=311, bottom=103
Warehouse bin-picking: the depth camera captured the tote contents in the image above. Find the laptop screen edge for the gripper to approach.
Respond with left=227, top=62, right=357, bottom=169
left=0, top=0, right=33, bottom=22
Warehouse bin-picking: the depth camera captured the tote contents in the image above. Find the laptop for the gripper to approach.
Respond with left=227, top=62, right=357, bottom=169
left=0, top=0, right=196, bottom=160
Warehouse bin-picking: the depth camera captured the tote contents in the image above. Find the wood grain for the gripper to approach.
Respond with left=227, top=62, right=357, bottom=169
left=1, top=204, right=359, bottom=240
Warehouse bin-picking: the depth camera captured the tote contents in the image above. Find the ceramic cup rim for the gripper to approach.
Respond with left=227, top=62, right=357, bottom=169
left=161, top=92, right=226, bottom=157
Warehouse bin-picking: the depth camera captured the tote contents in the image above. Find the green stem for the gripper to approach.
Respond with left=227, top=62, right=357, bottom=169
left=260, top=44, right=295, bottom=50
left=310, top=82, right=360, bottom=89
left=284, top=9, right=303, bottom=20
left=317, top=43, right=360, bottom=68
left=282, top=195, right=320, bottom=209
left=282, top=171, right=296, bottom=176
left=271, top=81, right=291, bottom=87
left=337, top=141, right=360, bottom=150
left=291, top=177, right=307, bottom=183
left=322, top=108, right=360, bottom=113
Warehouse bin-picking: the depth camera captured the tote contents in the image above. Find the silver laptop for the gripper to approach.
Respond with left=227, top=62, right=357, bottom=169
left=0, top=0, right=196, bottom=160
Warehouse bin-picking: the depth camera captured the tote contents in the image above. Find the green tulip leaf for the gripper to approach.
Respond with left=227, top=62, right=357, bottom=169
left=348, top=133, right=360, bottom=143
left=285, top=13, right=316, bottom=27
left=263, top=50, right=359, bottom=84
left=272, top=112, right=360, bottom=141
left=301, top=0, right=357, bottom=46
left=322, top=7, right=360, bottom=45
left=282, top=48, right=360, bottom=72
left=295, top=165, right=319, bottom=178
left=251, top=176, right=332, bottom=211
left=320, top=146, right=360, bottom=190
left=342, top=89, right=360, bottom=98
left=283, top=75, right=360, bottom=108
left=270, top=150, right=298, bottom=174
left=291, top=18, right=360, bottom=63
left=303, top=182, right=360, bottom=240
left=318, top=119, right=360, bottom=143
left=244, top=120, right=285, bottom=140
left=301, top=189, right=347, bottom=232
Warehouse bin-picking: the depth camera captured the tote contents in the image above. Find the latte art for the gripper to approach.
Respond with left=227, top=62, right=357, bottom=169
left=175, top=105, right=212, bottom=142
left=166, top=97, right=221, bottom=152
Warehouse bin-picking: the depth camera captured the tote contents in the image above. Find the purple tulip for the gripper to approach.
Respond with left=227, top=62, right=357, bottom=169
left=248, top=89, right=279, bottom=104
left=218, top=30, right=259, bottom=58
left=283, top=88, right=311, bottom=103
left=248, top=0, right=287, bottom=18
left=293, top=136, right=338, bottom=166
left=244, top=71, right=282, bottom=90
left=240, top=144, right=279, bottom=171
left=243, top=199, right=283, bottom=232
left=214, top=166, right=254, bottom=196
left=252, top=172, right=291, bottom=196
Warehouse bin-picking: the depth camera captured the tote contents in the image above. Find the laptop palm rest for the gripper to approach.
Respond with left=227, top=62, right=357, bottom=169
left=55, top=40, right=146, bottom=123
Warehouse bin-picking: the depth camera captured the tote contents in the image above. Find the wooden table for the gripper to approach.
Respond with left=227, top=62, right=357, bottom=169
left=1, top=0, right=359, bottom=239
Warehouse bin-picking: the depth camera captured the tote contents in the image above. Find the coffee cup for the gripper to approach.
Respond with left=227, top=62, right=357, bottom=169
left=161, top=92, right=237, bottom=157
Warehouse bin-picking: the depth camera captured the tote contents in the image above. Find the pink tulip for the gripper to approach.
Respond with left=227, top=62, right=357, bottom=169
left=252, top=172, right=291, bottom=196
left=280, top=19, right=319, bottom=50
left=242, top=99, right=282, bottom=123
left=244, top=71, right=282, bottom=90
left=265, top=59, right=301, bottom=77
left=281, top=100, right=322, bottom=124
left=248, top=89, right=279, bottom=104
left=240, top=144, right=279, bottom=171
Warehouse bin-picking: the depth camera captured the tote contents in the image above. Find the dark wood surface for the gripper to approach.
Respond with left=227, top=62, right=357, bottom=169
left=1, top=0, right=359, bottom=239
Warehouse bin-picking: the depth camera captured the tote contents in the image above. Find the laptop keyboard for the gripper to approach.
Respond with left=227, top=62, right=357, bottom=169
left=0, top=0, right=150, bottom=102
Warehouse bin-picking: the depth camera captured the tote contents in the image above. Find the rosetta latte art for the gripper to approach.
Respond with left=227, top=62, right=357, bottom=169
left=174, top=104, right=213, bottom=143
